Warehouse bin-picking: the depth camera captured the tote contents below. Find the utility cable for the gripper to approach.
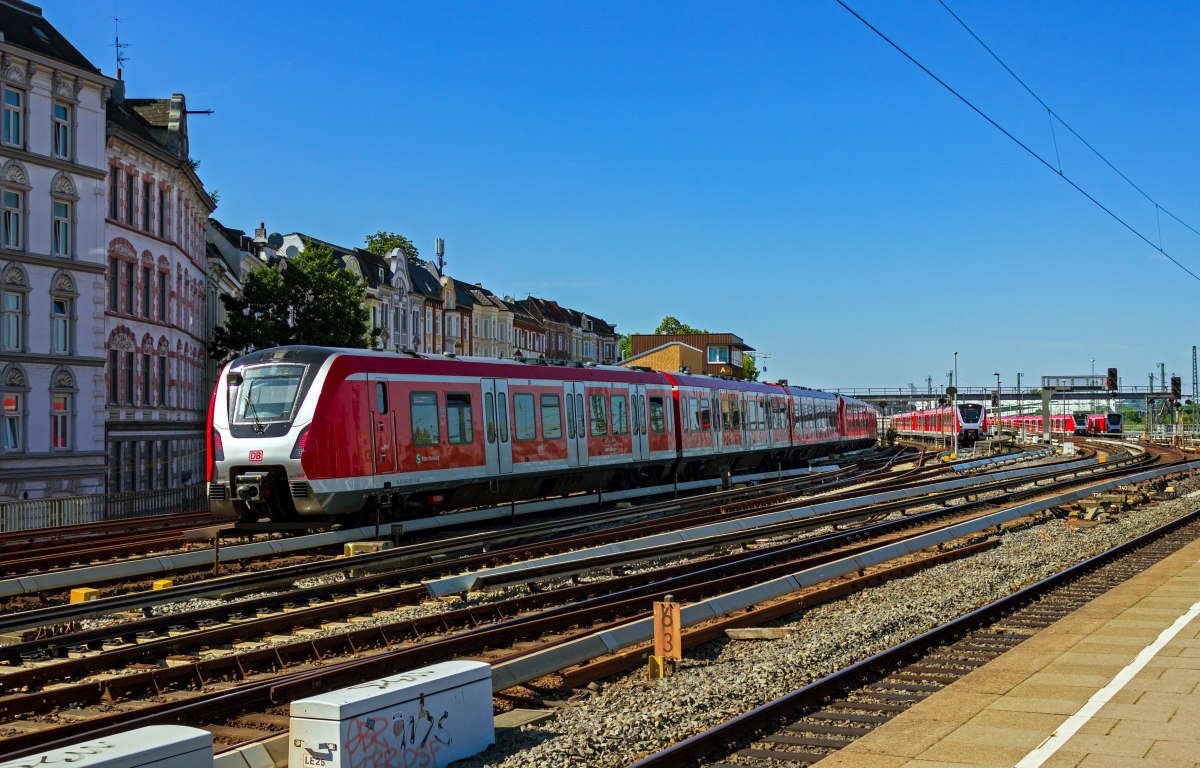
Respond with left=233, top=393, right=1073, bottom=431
left=833, top=0, right=1200, bottom=284
left=937, top=0, right=1200, bottom=240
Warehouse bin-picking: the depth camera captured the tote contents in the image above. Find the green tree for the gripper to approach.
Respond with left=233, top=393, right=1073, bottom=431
left=210, top=239, right=379, bottom=362
left=655, top=316, right=707, bottom=335
left=742, top=353, right=759, bottom=381
left=364, top=231, right=420, bottom=263
left=619, top=333, right=631, bottom=360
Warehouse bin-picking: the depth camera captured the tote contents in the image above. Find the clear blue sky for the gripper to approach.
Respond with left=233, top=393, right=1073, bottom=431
left=44, top=0, right=1200, bottom=392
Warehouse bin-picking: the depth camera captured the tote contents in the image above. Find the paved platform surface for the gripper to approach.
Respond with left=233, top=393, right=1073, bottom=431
left=821, top=535, right=1200, bottom=768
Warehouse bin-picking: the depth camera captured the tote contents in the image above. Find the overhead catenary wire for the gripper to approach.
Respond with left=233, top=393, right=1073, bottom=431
left=937, top=0, right=1200, bottom=241
left=833, top=0, right=1200, bottom=284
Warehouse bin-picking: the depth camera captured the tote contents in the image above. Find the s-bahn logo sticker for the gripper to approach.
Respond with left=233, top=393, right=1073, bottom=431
left=248, top=450, right=264, bottom=462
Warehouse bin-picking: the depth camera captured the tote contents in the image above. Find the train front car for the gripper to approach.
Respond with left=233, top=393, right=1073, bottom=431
left=1105, top=412, right=1124, bottom=434
left=956, top=402, right=985, bottom=444
left=208, top=347, right=336, bottom=523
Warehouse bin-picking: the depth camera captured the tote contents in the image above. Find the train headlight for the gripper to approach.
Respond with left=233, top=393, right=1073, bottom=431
left=290, top=426, right=310, bottom=459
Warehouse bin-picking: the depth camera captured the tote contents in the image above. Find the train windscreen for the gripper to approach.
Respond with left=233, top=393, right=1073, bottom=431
left=958, top=404, right=983, bottom=423
left=231, top=364, right=306, bottom=425
left=1107, top=413, right=1123, bottom=428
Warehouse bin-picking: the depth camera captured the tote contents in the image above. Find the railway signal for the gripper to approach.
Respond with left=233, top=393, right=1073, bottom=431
left=1106, top=368, right=1118, bottom=391
left=1171, top=375, right=1182, bottom=400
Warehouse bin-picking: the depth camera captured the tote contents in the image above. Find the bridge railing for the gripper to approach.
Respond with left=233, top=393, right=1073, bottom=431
left=0, top=485, right=207, bottom=533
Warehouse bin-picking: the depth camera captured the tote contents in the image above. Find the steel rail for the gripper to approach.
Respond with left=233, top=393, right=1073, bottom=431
left=0, top=453, right=1172, bottom=733
left=625, top=508, right=1200, bottom=767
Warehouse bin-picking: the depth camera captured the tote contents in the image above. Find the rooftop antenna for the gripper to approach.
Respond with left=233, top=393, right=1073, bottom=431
left=111, top=15, right=130, bottom=79
left=435, top=238, right=445, bottom=274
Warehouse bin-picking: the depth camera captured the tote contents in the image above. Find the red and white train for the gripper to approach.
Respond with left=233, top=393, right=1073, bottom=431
left=987, top=413, right=1124, bottom=438
left=989, top=413, right=1079, bottom=437
left=207, top=347, right=878, bottom=522
left=889, top=403, right=988, bottom=445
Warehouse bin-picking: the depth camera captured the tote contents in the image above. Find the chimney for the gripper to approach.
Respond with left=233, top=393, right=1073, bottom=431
left=110, top=79, right=125, bottom=104
left=253, top=222, right=267, bottom=244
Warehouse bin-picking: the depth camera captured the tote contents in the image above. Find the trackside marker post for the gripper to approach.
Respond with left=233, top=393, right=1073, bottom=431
left=648, top=595, right=681, bottom=679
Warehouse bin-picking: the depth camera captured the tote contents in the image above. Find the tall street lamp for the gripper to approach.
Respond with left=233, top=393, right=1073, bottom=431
left=952, top=352, right=959, bottom=457
left=1017, top=372, right=1024, bottom=443
left=993, top=372, right=1001, bottom=439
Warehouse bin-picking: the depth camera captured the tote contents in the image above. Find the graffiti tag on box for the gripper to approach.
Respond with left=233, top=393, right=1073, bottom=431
left=341, top=696, right=454, bottom=768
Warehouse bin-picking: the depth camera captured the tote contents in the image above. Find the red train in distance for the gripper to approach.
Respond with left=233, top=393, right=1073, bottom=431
left=1087, top=413, right=1124, bottom=435
left=889, top=403, right=988, bottom=445
left=989, top=414, right=1080, bottom=437
left=207, top=346, right=878, bottom=523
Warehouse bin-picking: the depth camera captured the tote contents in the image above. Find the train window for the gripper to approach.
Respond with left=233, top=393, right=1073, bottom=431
left=375, top=382, right=388, bottom=415
left=731, top=401, right=742, bottom=430
left=565, top=393, right=575, bottom=439
left=446, top=393, right=473, bottom=444
left=690, top=397, right=702, bottom=432
left=575, top=397, right=584, bottom=441
left=649, top=397, right=666, bottom=433
left=710, top=398, right=720, bottom=431
left=484, top=393, right=496, bottom=443
left=513, top=394, right=536, bottom=441
left=720, top=400, right=732, bottom=431
left=699, top=399, right=712, bottom=431
left=541, top=394, right=563, bottom=439
left=590, top=394, right=608, bottom=436
left=410, top=392, right=440, bottom=446
left=612, top=395, right=629, bottom=435
left=497, top=395, right=509, bottom=442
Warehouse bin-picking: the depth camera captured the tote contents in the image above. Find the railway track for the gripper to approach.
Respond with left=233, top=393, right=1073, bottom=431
left=0, top=445, right=1172, bottom=758
left=628, top=507, right=1200, bottom=768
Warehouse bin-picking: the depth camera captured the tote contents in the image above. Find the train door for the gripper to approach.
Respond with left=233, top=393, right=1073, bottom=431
left=630, top=384, right=649, bottom=461
left=564, top=381, right=589, bottom=467
left=482, top=379, right=513, bottom=474
left=370, top=378, right=396, bottom=476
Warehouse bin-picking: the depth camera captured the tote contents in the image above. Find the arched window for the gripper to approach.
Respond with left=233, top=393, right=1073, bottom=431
left=1, top=159, right=29, bottom=251
left=50, top=365, right=75, bottom=451
left=50, top=172, right=77, bottom=258
left=1, top=263, right=28, bottom=352
left=1, top=362, right=27, bottom=452
left=50, top=270, right=76, bottom=355
left=157, top=337, right=169, bottom=407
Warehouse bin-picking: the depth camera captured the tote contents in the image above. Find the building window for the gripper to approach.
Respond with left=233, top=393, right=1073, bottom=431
left=52, top=200, right=71, bottom=257
left=2, top=86, right=22, bottom=147
left=2, top=189, right=22, bottom=249
left=142, top=354, right=150, bottom=405
left=707, top=346, right=729, bottom=364
left=142, top=266, right=151, bottom=318
left=109, top=170, right=119, bottom=220
left=158, top=355, right=166, bottom=406
left=124, top=173, right=134, bottom=226
left=410, top=392, right=440, bottom=445
left=142, top=180, right=151, bottom=231
left=2, top=392, right=19, bottom=451
left=108, top=349, right=118, bottom=403
left=157, top=188, right=166, bottom=237
left=124, top=350, right=134, bottom=404
left=123, top=263, right=133, bottom=314
left=108, top=258, right=119, bottom=311
left=51, top=394, right=70, bottom=450
left=1, top=291, right=22, bottom=351
left=51, top=298, right=70, bottom=354
left=52, top=101, right=71, bottom=159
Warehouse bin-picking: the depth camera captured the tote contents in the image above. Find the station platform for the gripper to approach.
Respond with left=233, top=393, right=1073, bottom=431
left=821, top=535, right=1200, bottom=768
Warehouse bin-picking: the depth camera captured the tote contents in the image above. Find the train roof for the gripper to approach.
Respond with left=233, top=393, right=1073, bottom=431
left=225, top=346, right=871, bottom=407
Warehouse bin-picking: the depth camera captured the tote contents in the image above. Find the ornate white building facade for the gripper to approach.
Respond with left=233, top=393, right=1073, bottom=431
left=104, top=88, right=214, bottom=492
left=0, top=4, right=114, bottom=499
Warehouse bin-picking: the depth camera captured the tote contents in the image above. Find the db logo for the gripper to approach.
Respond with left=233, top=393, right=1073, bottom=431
left=248, top=450, right=264, bottom=462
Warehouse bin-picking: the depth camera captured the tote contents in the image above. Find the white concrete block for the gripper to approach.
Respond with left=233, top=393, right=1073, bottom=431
left=0, top=725, right=212, bottom=768
left=289, top=661, right=493, bottom=768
